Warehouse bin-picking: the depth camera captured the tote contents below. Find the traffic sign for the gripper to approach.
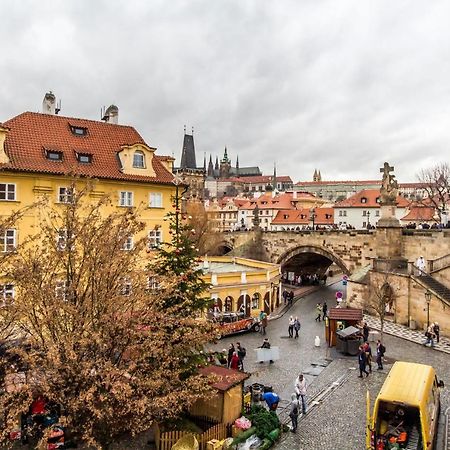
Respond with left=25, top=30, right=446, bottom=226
left=336, top=291, right=343, bottom=299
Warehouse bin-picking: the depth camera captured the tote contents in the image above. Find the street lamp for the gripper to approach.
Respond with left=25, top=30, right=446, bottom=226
left=425, top=290, right=432, bottom=328
left=310, top=207, right=316, bottom=230
left=367, top=211, right=371, bottom=229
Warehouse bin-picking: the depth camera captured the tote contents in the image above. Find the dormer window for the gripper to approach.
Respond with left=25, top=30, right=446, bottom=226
left=46, top=150, right=63, bottom=161
left=76, top=153, right=92, bottom=164
left=70, top=125, right=87, bottom=136
left=361, top=197, right=367, bottom=204
left=133, top=151, right=145, bottom=168
left=376, top=197, right=381, bottom=204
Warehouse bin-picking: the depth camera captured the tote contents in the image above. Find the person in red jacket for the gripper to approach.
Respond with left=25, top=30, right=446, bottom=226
left=230, top=352, right=240, bottom=370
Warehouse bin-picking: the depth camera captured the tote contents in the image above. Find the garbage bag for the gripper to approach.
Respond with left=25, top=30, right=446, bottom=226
left=237, top=434, right=262, bottom=450
left=171, top=434, right=199, bottom=450
left=235, top=416, right=252, bottom=430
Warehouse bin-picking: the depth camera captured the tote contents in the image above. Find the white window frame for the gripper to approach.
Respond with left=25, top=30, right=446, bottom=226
left=133, top=151, right=145, bottom=169
left=57, top=229, right=68, bottom=251
left=119, top=191, right=133, bottom=207
left=1, top=229, right=16, bottom=253
left=0, top=183, right=16, bottom=201
left=121, top=281, right=132, bottom=296
left=149, top=192, right=163, bottom=208
left=0, top=283, right=15, bottom=305
left=122, top=236, right=134, bottom=251
left=147, top=276, right=160, bottom=291
left=148, top=229, right=163, bottom=249
left=58, top=187, right=74, bottom=204
left=55, top=280, right=67, bottom=301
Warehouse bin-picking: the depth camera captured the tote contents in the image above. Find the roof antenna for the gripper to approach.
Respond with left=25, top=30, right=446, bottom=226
left=55, top=99, right=61, bottom=115
left=192, top=126, right=194, bottom=135
left=184, top=125, right=186, bottom=134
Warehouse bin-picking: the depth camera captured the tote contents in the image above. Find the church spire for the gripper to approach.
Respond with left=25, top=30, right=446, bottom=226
left=272, top=163, right=277, bottom=190
left=236, top=155, right=240, bottom=170
left=215, top=156, right=219, bottom=170
left=207, top=155, right=214, bottom=177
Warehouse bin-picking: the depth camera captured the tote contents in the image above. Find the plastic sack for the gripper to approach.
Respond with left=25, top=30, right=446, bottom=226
left=234, top=416, right=252, bottom=430
left=171, top=434, right=199, bottom=450
left=237, top=434, right=262, bottom=450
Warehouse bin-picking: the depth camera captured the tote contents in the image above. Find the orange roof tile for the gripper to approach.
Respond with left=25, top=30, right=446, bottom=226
left=296, top=180, right=380, bottom=186
left=272, top=207, right=334, bottom=225
left=1, top=112, right=174, bottom=185
left=401, top=206, right=435, bottom=221
left=198, top=365, right=250, bottom=391
left=334, top=189, right=410, bottom=208
left=239, top=175, right=292, bottom=184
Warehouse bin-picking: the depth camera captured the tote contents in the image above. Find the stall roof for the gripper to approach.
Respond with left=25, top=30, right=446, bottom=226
left=328, top=307, right=363, bottom=321
left=199, top=365, right=250, bottom=392
left=336, top=325, right=361, bottom=338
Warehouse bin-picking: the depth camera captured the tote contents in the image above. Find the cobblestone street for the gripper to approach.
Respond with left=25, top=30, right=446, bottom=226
left=210, top=281, right=450, bottom=450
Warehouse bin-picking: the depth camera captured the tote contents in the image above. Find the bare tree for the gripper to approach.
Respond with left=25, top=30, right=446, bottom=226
left=366, top=272, right=395, bottom=342
left=0, top=184, right=215, bottom=449
left=417, top=162, right=450, bottom=221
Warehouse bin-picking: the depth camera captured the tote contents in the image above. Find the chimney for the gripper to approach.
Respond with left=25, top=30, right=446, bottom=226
left=102, top=105, right=119, bottom=124
left=42, top=91, right=56, bottom=115
left=293, top=191, right=297, bottom=199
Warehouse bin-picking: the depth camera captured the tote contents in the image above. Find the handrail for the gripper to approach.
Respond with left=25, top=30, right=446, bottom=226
left=429, top=254, right=450, bottom=273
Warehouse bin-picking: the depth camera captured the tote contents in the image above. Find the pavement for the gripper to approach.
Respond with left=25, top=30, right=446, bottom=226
left=210, top=280, right=450, bottom=450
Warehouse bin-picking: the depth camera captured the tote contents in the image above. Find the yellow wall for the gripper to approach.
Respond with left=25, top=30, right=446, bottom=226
left=201, top=256, right=281, bottom=317
left=0, top=171, right=176, bottom=249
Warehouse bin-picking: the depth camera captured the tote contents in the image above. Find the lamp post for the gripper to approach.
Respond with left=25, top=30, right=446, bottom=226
left=425, top=290, right=432, bottom=329
left=310, top=207, right=316, bottom=230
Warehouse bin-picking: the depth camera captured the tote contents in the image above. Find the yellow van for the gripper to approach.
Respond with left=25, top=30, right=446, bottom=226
left=366, top=361, right=444, bottom=450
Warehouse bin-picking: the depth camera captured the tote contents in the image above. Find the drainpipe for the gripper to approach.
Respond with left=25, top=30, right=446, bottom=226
left=407, top=275, right=411, bottom=328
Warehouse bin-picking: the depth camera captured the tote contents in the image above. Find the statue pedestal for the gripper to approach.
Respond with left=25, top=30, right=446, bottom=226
left=377, top=205, right=400, bottom=228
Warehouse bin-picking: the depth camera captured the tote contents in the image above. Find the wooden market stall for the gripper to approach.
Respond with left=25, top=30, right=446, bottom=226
left=325, top=307, right=363, bottom=347
left=190, top=366, right=250, bottom=424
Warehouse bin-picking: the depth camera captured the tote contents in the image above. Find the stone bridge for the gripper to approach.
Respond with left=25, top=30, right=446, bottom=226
left=217, top=228, right=450, bottom=276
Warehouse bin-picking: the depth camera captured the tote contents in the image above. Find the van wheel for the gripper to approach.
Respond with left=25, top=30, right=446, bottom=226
left=253, top=324, right=261, bottom=333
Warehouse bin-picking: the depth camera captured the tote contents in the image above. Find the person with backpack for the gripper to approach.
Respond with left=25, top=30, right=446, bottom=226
left=376, top=340, right=386, bottom=370
left=236, top=342, right=246, bottom=371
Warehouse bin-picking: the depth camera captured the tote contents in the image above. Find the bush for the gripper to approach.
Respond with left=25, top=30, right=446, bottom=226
left=244, top=405, right=280, bottom=439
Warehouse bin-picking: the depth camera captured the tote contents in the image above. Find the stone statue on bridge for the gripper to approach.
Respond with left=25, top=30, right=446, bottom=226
left=380, top=162, right=398, bottom=206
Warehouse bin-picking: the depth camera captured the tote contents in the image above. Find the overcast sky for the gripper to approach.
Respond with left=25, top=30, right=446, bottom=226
left=1, top=0, right=449, bottom=182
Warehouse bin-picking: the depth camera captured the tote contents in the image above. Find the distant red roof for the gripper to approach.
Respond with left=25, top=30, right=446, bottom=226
left=199, top=365, right=250, bottom=392
left=239, top=175, right=292, bottom=184
left=328, top=307, right=363, bottom=321
left=272, top=207, right=334, bottom=225
left=401, top=206, right=435, bottom=222
left=296, top=180, right=380, bottom=186
left=1, top=112, right=174, bottom=184
left=334, top=189, right=410, bottom=208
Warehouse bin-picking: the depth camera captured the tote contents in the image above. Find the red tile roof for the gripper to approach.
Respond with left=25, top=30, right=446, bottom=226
left=198, top=365, right=250, bottom=392
left=239, top=175, right=292, bottom=184
left=1, top=112, right=175, bottom=184
left=272, top=207, right=334, bottom=225
left=241, top=192, right=321, bottom=210
left=401, top=206, right=435, bottom=221
left=334, top=189, right=410, bottom=208
left=296, top=180, right=380, bottom=186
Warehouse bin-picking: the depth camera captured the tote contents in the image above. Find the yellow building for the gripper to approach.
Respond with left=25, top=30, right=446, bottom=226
left=200, top=256, right=281, bottom=316
left=0, top=104, right=176, bottom=299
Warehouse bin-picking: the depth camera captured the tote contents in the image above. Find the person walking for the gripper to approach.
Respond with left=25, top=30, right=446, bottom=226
left=424, top=323, right=435, bottom=347
left=282, top=289, right=288, bottom=305
left=416, top=255, right=426, bottom=275
left=358, top=345, right=369, bottom=378
left=288, top=315, right=295, bottom=338
left=363, top=341, right=372, bottom=373
left=227, top=343, right=235, bottom=368
left=315, top=303, right=322, bottom=322
left=433, top=322, right=440, bottom=343
left=376, top=340, right=386, bottom=370
left=322, top=301, right=328, bottom=321
left=293, top=316, right=301, bottom=339
left=289, top=393, right=300, bottom=433
left=230, top=351, right=240, bottom=370
left=294, top=373, right=307, bottom=415
left=289, top=290, right=294, bottom=306
left=236, top=342, right=246, bottom=371
left=259, top=310, right=268, bottom=335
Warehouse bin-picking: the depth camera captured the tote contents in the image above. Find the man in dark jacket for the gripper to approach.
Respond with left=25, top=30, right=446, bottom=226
left=358, top=345, right=369, bottom=378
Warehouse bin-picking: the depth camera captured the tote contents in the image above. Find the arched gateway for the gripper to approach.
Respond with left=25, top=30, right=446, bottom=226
left=277, top=245, right=350, bottom=276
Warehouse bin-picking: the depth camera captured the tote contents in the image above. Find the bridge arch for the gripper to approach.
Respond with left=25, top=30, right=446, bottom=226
left=277, top=245, right=350, bottom=276
left=211, top=240, right=233, bottom=256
